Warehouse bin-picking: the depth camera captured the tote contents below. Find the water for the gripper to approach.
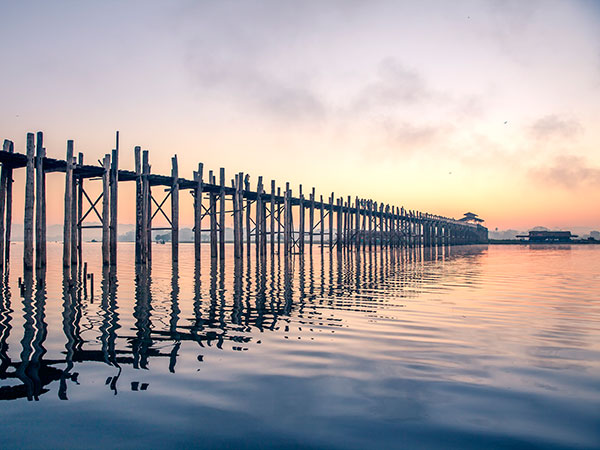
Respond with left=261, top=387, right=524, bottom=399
left=1, top=243, right=599, bottom=449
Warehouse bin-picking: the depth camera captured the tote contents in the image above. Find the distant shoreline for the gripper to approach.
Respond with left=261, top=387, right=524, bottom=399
left=489, top=239, right=600, bottom=245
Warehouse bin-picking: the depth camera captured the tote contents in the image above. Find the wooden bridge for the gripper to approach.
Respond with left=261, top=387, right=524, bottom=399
left=0, top=131, right=488, bottom=272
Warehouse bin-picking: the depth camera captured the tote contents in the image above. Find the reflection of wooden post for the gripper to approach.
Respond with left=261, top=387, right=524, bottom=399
left=194, top=163, right=203, bottom=263
left=35, top=133, right=46, bottom=269
left=171, top=156, right=179, bottom=263
left=63, top=140, right=74, bottom=268
left=4, top=140, right=14, bottom=267
left=109, top=133, right=119, bottom=266
left=102, top=154, right=110, bottom=266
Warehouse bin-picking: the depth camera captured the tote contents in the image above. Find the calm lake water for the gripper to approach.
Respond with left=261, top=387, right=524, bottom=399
left=0, top=243, right=599, bottom=449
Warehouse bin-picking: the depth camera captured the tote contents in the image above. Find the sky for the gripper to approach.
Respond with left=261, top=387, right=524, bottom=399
left=1, top=0, right=599, bottom=231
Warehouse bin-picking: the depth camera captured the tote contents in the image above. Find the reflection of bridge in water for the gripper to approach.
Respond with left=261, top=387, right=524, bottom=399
left=0, top=245, right=486, bottom=401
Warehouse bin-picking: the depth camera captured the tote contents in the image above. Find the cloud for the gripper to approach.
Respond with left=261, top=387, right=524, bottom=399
left=353, top=58, right=435, bottom=110
left=529, top=115, right=583, bottom=140
left=530, top=155, right=600, bottom=188
left=184, top=49, right=326, bottom=121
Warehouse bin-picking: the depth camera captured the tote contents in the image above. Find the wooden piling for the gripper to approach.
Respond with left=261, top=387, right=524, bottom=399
left=171, top=156, right=179, bottom=262
left=109, top=135, right=119, bottom=266
left=143, top=151, right=151, bottom=262
left=319, top=194, right=324, bottom=249
left=256, top=176, right=263, bottom=256
left=102, top=154, right=110, bottom=266
left=134, top=146, right=142, bottom=264
left=4, top=140, right=13, bottom=267
left=270, top=180, right=275, bottom=256
left=245, top=175, right=251, bottom=251
left=0, top=142, right=8, bottom=271
left=277, top=186, right=281, bottom=252
left=284, top=182, right=290, bottom=255
left=194, top=163, right=203, bottom=263
left=233, top=174, right=240, bottom=259
left=63, top=140, right=74, bottom=268
left=309, top=188, right=315, bottom=251
left=219, top=168, right=225, bottom=259
left=209, top=171, right=217, bottom=258
left=35, top=133, right=46, bottom=270
left=328, top=193, right=334, bottom=249
left=71, top=156, right=78, bottom=267
left=77, top=153, right=83, bottom=267
left=298, top=185, right=304, bottom=254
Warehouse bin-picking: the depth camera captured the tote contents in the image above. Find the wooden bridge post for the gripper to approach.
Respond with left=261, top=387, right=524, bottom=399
left=319, top=194, right=324, bottom=249
left=255, top=176, right=263, bottom=256
left=233, top=174, right=240, bottom=259
left=219, top=168, right=225, bottom=259
left=309, top=188, right=315, bottom=252
left=63, top=140, right=74, bottom=268
left=34, top=133, right=46, bottom=270
left=109, top=134, right=119, bottom=266
left=244, top=175, right=251, bottom=251
left=277, top=186, right=281, bottom=252
left=238, top=172, right=244, bottom=257
left=298, top=185, right=304, bottom=254
left=102, top=154, right=110, bottom=266
left=261, top=181, right=267, bottom=258
left=23, top=133, right=35, bottom=271
left=283, top=182, right=290, bottom=256
left=336, top=197, right=343, bottom=253
left=3, top=140, right=14, bottom=268
left=142, top=151, right=151, bottom=263
left=171, top=156, right=179, bottom=263
left=328, top=193, right=334, bottom=250
left=270, top=180, right=275, bottom=256
left=134, top=147, right=142, bottom=264
left=209, top=171, right=217, bottom=258
left=194, top=164, right=203, bottom=263
left=77, top=153, right=83, bottom=268
left=71, top=156, right=78, bottom=267
left=0, top=143, right=7, bottom=272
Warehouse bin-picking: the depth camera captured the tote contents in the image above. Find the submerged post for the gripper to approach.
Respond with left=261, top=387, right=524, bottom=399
left=219, top=168, right=225, bottom=259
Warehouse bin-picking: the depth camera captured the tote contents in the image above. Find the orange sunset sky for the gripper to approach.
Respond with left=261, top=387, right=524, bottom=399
left=1, top=1, right=599, bottom=231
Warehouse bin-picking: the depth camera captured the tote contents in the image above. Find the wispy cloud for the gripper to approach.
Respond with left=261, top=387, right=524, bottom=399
left=530, top=155, right=600, bottom=188
left=529, top=115, right=583, bottom=140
